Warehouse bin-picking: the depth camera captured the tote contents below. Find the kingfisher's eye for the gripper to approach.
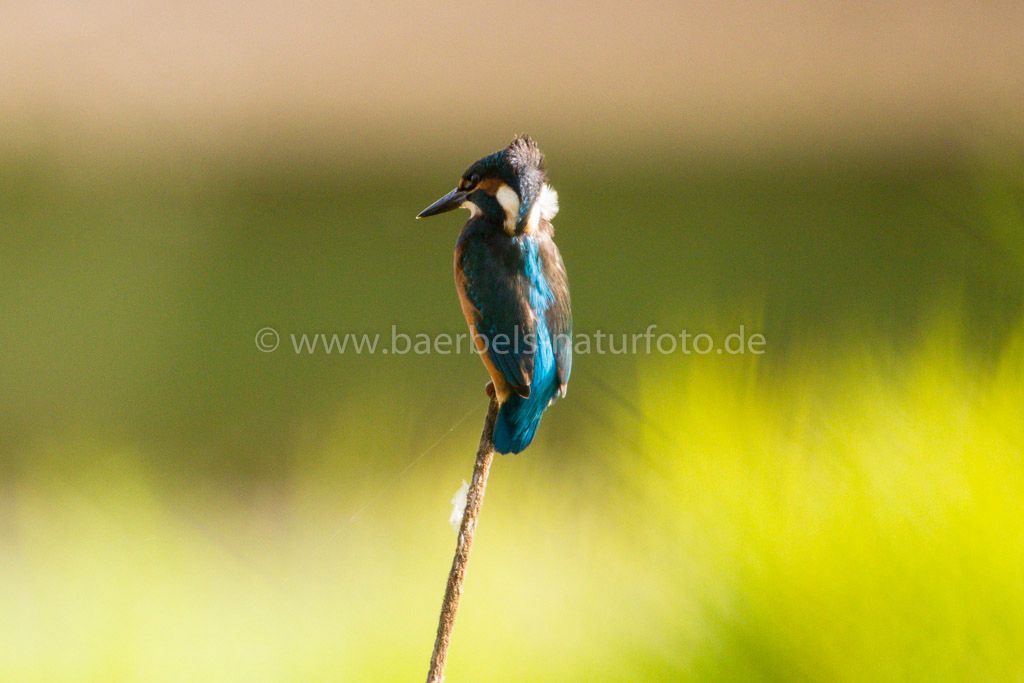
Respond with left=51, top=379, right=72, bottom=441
left=467, top=173, right=481, bottom=187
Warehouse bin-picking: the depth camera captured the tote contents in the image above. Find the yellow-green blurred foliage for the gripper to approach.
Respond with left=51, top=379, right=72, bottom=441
left=3, top=315, right=1022, bottom=681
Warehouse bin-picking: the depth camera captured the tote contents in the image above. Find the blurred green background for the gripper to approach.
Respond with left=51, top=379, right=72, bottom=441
left=2, top=2, right=1024, bottom=681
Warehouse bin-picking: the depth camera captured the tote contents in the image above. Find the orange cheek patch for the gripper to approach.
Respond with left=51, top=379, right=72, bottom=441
left=476, top=177, right=505, bottom=195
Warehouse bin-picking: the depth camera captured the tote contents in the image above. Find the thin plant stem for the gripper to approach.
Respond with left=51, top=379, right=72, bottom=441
left=426, top=397, right=499, bottom=683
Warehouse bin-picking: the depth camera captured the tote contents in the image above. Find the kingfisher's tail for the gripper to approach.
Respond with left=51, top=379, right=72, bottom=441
left=493, top=392, right=548, bottom=454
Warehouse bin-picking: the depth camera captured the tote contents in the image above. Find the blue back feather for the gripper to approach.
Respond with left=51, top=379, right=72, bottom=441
left=492, top=237, right=560, bottom=453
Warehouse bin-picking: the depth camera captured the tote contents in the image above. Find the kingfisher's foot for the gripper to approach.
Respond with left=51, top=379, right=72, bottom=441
left=484, top=381, right=496, bottom=399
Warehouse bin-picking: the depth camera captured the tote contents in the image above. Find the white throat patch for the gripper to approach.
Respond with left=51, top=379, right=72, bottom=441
left=462, top=199, right=481, bottom=219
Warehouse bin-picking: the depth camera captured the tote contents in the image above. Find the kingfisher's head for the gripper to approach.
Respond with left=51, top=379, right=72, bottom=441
left=417, top=134, right=559, bottom=235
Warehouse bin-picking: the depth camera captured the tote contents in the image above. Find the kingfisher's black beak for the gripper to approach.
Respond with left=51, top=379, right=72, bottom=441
left=417, top=187, right=467, bottom=219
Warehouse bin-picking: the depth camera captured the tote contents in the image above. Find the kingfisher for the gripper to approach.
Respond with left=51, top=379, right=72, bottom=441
left=417, top=135, right=572, bottom=454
